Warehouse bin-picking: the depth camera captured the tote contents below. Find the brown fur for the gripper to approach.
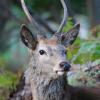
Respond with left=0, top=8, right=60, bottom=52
left=39, top=38, right=58, bottom=46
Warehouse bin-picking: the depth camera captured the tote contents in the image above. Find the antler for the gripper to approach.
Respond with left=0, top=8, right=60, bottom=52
left=56, top=0, right=68, bottom=34
left=20, top=0, right=44, bottom=33
left=21, top=0, right=68, bottom=35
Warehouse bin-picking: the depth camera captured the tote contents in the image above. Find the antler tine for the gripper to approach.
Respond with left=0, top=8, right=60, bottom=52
left=21, top=0, right=44, bottom=33
left=56, top=0, right=68, bottom=34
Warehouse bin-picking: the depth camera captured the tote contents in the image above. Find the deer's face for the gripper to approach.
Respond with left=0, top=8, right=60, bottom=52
left=20, top=24, right=80, bottom=76
left=34, top=38, right=71, bottom=76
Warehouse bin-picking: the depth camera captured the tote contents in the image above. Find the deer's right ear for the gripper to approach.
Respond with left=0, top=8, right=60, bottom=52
left=20, top=24, right=38, bottom=50
left=61, top=24, right=80, bottom=47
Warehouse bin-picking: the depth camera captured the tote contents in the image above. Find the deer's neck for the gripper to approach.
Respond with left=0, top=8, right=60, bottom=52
left=25, top=67, right=70, bottom=100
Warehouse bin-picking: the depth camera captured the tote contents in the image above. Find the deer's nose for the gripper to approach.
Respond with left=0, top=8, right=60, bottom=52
left=59, top=62, right=71, bottom=71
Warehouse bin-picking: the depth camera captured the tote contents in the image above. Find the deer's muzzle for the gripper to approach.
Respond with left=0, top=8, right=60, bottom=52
left=54, top=61, right=71, bottom=76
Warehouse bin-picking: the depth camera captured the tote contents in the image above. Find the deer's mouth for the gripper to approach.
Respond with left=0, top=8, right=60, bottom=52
left=53, top=62, right=71, bottom=76
left=55, top=70, right=67, bottom=76
left=54, top=67, right=70, bottom=76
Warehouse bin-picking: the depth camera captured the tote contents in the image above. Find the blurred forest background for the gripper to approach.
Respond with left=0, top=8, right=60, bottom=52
left=0, top=0, right=100, bottom=99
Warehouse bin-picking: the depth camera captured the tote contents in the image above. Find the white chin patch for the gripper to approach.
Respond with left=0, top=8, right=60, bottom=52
left=57, top=71, right=64, bottom=76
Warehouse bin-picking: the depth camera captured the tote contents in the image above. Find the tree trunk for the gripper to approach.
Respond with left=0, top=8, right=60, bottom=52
left=0, top=0, right=12, bottom=52
left=87, top=0, right=100, bottom=27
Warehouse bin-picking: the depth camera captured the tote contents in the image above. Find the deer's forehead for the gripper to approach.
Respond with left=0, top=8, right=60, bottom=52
left=38, top=40, right=66, bottom=51
left=38, top=38, right=58, bottom=45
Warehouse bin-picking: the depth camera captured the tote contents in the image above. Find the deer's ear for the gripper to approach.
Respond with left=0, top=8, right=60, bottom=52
left=20, top=24, right=38, bottom=50
left=61, top=24, right=80, bottom=47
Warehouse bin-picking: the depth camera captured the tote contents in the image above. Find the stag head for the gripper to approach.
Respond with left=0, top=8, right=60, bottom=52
left=20, top=0, right=80, bottom=76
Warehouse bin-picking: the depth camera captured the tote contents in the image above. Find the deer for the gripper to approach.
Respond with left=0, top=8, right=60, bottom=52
left=9, top=0, right=100, bottom=100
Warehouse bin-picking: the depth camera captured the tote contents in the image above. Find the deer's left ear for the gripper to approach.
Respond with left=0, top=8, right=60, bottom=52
left=61, top=24, right=80, bottom=47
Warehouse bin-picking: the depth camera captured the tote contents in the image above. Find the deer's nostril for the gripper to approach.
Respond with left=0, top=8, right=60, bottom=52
left=60, top=62, right=71, bottom=71
left=60, top=62, right=65, bottom=68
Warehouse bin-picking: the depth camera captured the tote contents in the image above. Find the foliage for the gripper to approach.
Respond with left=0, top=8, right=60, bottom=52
left=0, top=71, right=18, bottom=89
left=68, top=70, right=99, bottom=87
left=71, top=0, right=87, bottom=14
left=23, top=0, right=86, bottom=14
left=0, top=53, right=23, bottom=99
left=68, top=61, right=100, bottom=86
left=0, top=54, right=19, bottom=89
left=0, top=70, right=19, bottom=100
left=63, top=19, right=100, bottom=64
left=68, top=39, right=100, bottom=64
left=63, top=17, right=74, bottom=32
left=27, top=0, right=60, bottom=11
left=11, top=5, right=25, bottom=19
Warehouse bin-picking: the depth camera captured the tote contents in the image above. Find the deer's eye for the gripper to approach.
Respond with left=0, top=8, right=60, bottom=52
left=64, top=51, right=67, bottom=55
left=62, top=50, right=67, bottom=55
left=39, top=50, right=46, bottom=55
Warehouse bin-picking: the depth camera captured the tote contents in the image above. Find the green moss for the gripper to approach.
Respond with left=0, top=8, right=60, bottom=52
left=0, top=71, right=18, bottom=90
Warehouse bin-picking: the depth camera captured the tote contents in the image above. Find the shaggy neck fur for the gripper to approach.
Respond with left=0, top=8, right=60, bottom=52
left=25, top=56, right=70, bottom=100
